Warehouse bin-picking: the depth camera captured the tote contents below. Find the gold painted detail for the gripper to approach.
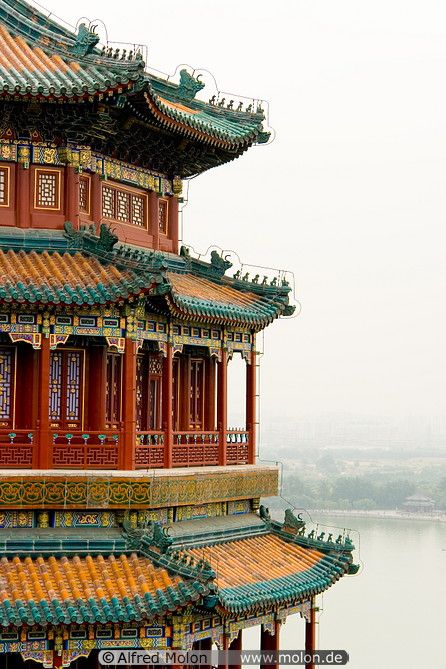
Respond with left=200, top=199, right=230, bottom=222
left=0, top=468, right=278, bottom=509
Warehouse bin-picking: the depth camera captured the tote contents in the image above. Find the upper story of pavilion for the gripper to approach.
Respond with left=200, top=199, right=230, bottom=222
left=0, top=0, right=270, bottom=250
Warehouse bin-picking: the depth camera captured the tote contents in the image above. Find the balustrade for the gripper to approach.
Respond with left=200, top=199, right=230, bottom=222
left=0, top=430, right=35, bottom=468
left=0, top=427, right=251, bottom=470
left=135, top=432, right=165, bottom=468
left=51, top=431, right=120, bottom=469
left=172, top=431, right=219, bottom=467
left=226, top=429, right=249, bottom=465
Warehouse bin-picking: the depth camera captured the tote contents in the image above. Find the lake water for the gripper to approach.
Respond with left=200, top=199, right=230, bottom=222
left=243, top=515, right=446, bottom=669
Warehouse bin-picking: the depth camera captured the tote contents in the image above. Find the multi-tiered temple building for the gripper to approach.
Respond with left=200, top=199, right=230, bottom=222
left=0, top=2, right=357, bottom=667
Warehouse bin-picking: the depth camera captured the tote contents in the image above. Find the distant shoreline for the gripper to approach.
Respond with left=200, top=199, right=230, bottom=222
left=306, top=509, right=446, bottom=523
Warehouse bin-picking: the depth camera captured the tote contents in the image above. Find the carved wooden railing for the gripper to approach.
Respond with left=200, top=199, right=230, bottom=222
left=172, top=431, right=219, bottom=467
left=0, top=429, right=35, bottom=468
left=0, top=426, right=251, bottom=470
left=226, top=429, right=250, bottom=465
left=51, top=431, right=120, bottom=469
left=135, top=431, right=165, bottom=468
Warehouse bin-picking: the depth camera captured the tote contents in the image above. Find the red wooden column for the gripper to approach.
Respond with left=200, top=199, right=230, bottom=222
left=229, top=630, right=242, bottom=669
left=37, top=335, right=51, bottom=469
left=66, top=165, right=79, bottom=227
left=16, top=164, right=31, bottom=228
left=88, top=344, right=107, bottom=431
left=199, top=637, right=213, bottom=669
left=149, top=191, right=160, bottom=250
left=305, top=598, right=317, bottom=669
left=246, top=349, right=257, bottom=464
left=218, top=633, right=230, bottom=669
left=122, top=338, right=137, bottom=470
left=217, top=349, right=228, bottom=465
left=204, top=356, right=216, bottom=430
left=162, top=343, right=174, bottom=468
left=170, top=195, right=179, bottom=254
left=260, top=621, right=280, bottom=669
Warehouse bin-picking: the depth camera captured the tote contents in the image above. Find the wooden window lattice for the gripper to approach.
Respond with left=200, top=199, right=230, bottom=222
left=136, top=353, right=162, bottom=431
left=49, top=350, right=83, bottom=429
left=158, top=199, right=168, bottom=234
left=36, top=170, right=59, bottom=209
left=0, top=349, right=13, bottom=425
left=0, top=167, right=9, bottom=206
left=106, top=352, right=122, bottom=427
left=102, top=185, right=146, bottom=228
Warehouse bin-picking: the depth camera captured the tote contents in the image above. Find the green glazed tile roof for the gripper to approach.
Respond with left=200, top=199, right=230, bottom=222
left=0, top=551, right=208, bottom=626
left=188, top=532, right=352, bottom=614
left=0, top=0, right=268, bottom=147
left=0, top=248, right=167, bottom=306
left=144, top=75, right=267, bottom=148
left=167, top=272, right=290, bottom=327
left=0, top=2, right=144, bottom=97
left=0, top=226, right=294, bottom=328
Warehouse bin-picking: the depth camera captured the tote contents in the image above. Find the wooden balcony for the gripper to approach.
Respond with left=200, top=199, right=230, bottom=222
left=0, top=428, right=251, bottom=470
left=134, top=429, right=250, bottom=469
left=172, top=431, right=220, bottom=467
left=135, top=431, right=165, bottom=468
left=226, top=429, right=250, bottom=465
left=51, top=432, right=120, bottom=469
left=0, top=430, right=35, bottom=468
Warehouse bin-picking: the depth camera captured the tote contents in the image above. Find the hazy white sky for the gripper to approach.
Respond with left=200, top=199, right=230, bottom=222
left=46, top=0, right=446, bottom=427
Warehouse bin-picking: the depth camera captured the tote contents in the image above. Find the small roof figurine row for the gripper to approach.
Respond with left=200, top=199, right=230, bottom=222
left=208, top=96, right=264, bottom=114
left=233, top=270, right=289, bottom=287
left=100, top=45, right=143, bottom=61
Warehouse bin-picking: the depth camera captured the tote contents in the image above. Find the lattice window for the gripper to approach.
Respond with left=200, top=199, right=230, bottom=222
left=35, top=170, right=60, bottom=209
left=131, top=194, right=145, bottom=227
left=79, top=175, right=90, bottom=215
left=190, top=358, right=204, bottom=430
left=0, top=349, right=14, bottom=426
left=116, top=189, right=130, bottom=222
left=136, top=353, right=162, bottom=431
left=66, top=352, right=81, bottom=422
left=106, top=352, right=122, bottom=428
left=158, top=199, right=168, bottom=234
left=101, top=184, right=147, bottom=228
left=149, top=378, right=161, bottom=431
left=0, top=167, right=9, bottom=206
left=49, top=350, right=84, bottom=429
left=149, top=355, right=163, bottom=376
left=49, top=352, right=62, bottom=422
left=102, top=186, right=115, bottom=219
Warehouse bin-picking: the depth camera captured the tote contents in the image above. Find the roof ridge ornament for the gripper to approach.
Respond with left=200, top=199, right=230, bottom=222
left=71, top=22, right=100, bottom=57
left=178, top=69, right=205, bottom=101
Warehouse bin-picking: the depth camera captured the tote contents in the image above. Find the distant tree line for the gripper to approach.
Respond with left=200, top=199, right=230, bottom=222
left=275, top=450, right=446, bottom=511
left=282, top=474, right=418, bottom=510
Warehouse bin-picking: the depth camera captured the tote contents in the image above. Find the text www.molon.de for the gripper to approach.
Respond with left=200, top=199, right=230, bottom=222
left=98, top=649, right=349, bottom=665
